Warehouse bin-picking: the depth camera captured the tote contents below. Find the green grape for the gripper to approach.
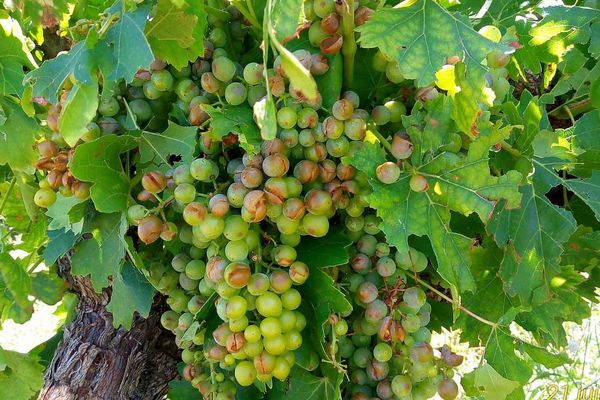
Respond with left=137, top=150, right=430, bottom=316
left=373, top=343, right=393, bottom=362
left=391, top=375, right=412, bottom=397
left=384, top=100, right=406, bottom=123
left=372, top=51, right=389, bottom=72
left=129, top=99, right=152, bottom=122
left=277, top=107, right=298, bottom=129
left=263, top=335, right=286, bottom=355
left=198, top=214, right=224, bottom=240
left=82, top=122, right=101, bottom=142
left=270, top=271, right=293, bottom=294
left=289, top=261, right=310, bottom=284
left=209, top=27, right=228, bottom=47
left=385, top=62, right=405, bottom=83
left=174, top=183, right=196, bottom=204
left=243, top=62, right=264, bottom=85
left=281, top=288, right=301, bottom=310
left=201, top=72, right=222, bottom=93
left=260, top=317, right=282, bottom=339
left=376, top=256, right=396, bottom=277
left=365, top=299, right=388, bottom=322
left=334, top=319, right=349, bottom=335
left=248, top=273, right=270, bottom=296
left=226, top=295, right=248, bottom=320
left=326, top=136, right=350, bottom=157
left=351, top=253, right=371, bottom=275
left=160, top=310, right=179, bottom=331
left=353, top=347, right=373, bottom=369
left=225, top=82, right=247, bottom=105
left=244, top=324, right=262, bottom=342
left=225, top=240, right=249, bottom=261
left=183, top=202, right=207, bottom=226
left=33, top=187, right=56, bottom=208
left=297, top=107, right=318, bottom=129
left=344, top=118, right=366, bottom=140
left=332, top=99, right=354, bottom=120
left=256, top=292, right=283, bottom=317
left=190, top=158, right=219, bottom=182
left=224, top=262, right=251, bottom=288
left=143, top=81, right=163, bottom=99
left=212, top=57, right=236, bottom=82
left=284, top=330, right=302, bottom=350
left=98, top=96, right=120, bottom=116
left=234, top=361, right=257, bottom=386
left=175, top=79, right=200, bottom=102
left=371, top=105, right=391, bottom=125
left=308, top=21, right=329, bottom=47
left=272, top=245, right=297, bottom=266
left=302, top=213, right=329, bottom=237
left=403, top=287, right=427, bottom=311
left=151, top=69, right=174, bottom=91
left=395, top=247, right=428, bottom=272
left=185, top=259, right=206, bottom=280
left=279, top=310, right=297, bottom=332
left=272, top=357, right=291, bottom=380
left=223, top=215, right=249, bottom=240
left=357, top=281, right=378, bottom=304
left=376, top=162, right=401, bottom=184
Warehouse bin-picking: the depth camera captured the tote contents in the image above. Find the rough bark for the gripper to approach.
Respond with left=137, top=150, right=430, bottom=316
left=38, top=254, right=179, bottom=400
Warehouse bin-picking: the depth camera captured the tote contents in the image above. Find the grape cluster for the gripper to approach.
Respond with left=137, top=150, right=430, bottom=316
left=330, top=233, right=462, bottom=400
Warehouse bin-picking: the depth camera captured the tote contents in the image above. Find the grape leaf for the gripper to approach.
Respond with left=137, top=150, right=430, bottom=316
left=484, top=328, right=532, bottom=384
left=24, top=39, right=98, bottom=103
left=0, top=253, right=32, bottom=309
left=489, top=158, right=577, bottom=304
left=46, top=193, right=87, bottom=233
left=69, top=135, right=137, bottom=213
left=0, top=11, right=37, bottom=96
left=0, top=181, right=32, bottom=231
left=58, top=79, right=99, bottom=147
left=31, top=271, right=66, bottom=306
left=295, top=227, right=352, bottom=269
left=104, top=5, right=154, bottom=82
left=0, top=348, right=44, bottom=400
left=0, top=98, right=38, bottom=173
left=268, top=366, right=339, bottom=400
left=357, top=0, right=506, bottom=87
left=462, top=364, right=521, bottom=400
left=43, top=229, right=78, bottom=265
left=529, top=6, right=599, bottom=47
left=350, top=125, right=521, bottom=294
left=106, top=262, right=154, bottom=329
left=70, top=212, right=128, bottom=291
left=253, top=96, right=277, bottom=142
left=145, top=0, right=208, bottom=70
left=202, top=104, right=261, bottom=155
left=271, top=0, right=305, bottom=43
left=167, top=380, right=198, bottom=400
left=138, top=122, right=197, bottom=173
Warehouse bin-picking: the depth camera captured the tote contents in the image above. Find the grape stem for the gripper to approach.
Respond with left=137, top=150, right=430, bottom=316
left=0, top=177, right=16, bottom=216
left=412, top=277, right=498, bottom=329
left=371, top=127, right=394, bottom=155
left=338, top=0, right=357, bottom=90
left=500, top=141, right=521, bottom=158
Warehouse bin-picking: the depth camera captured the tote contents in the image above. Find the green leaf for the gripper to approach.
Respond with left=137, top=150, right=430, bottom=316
left=564, top=171, right=600, bottom=221
left=253, top=96, right=277, bottom=142
left=43, top=229, right=78, bottom=265
left=529, top=6, right=599, bottom=47
left=0, top=12, right=37, bottom=96
left=0, top=253, right=32, bottom=309
left=70, top=212, right=127, bottom=291
left=167, top=379, right=199, bottom=400
left=69, top=135, right=137, bottom=213
left=145, top=0, right=208, bottom=70
left=58, top=79, right=100, bottom=147
left=271, top=0, right=305, bottom=43
left=520, top=342, right=570, bottom=369
left=138, top=122, right=197, bottom=173
left=24, top=39, right=97, bottom=103
left=31, top=271, right=66, bottom=306
left=489, top=161, right=577, bottom=304
left=106, top=262, right=155, bottom=329
left=0, top=98, right=38, bottom=172
left=46, top=193, right=87, bottom=233
left=295, top=227, right=352, bottom=269
left=462, top=364, right=521, bottom=400
left=0, top=180, right=32, bottom=231
left=357, top=0, right=506, bottom=87
left=104, top=5, right=154, bottom=82
left=0, top=348, right=44, bottom=400
left=203, top=104, right=261, bottom=155
left=484, top=328, right=532, bottom=384
left=301, top=268, right=352, bottom=357
left=350, top=125, right=521, bottom=294
left=268, top=366, right=339, bottom=400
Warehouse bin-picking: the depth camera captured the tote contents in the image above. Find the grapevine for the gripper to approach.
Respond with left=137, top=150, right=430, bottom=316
left=0, top=1, right=599, bottom=400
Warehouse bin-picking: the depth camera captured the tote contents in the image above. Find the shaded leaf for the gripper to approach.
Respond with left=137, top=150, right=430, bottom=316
left=138, top=121, right=197, bottom=173
left=58, top=79, right=99, bottom=147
